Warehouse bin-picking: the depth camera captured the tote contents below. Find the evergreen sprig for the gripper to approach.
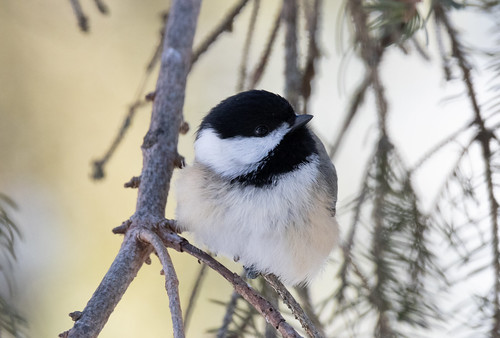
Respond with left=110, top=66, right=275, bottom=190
left=0, top=194, right=26, bottom=337
left=363, top=0, right=424, bottom=46
left=329, top=137, right=444, bottom=337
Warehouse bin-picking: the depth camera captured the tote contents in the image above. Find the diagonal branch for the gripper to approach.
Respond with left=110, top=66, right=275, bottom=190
left=301, top=0, right=322, bottom=114
left=91, top=100, right=149, bottom=180
left=237, top=0, right=261, bottom=91
left=156, top=228, right=303, bottom=338
left=93, top=0, right=109, bottom=14
left=91, top=11, right=170, bottom=181
left=217, top=290, right=241, bottom=338
left=138, top=229, right=184, bottom=338
left=347, top=0, right=387, bottom=134
left=248, top=5, right=282, bottom=89
left=263, top=274, right=324, bottom=338
left=329, top=74, right=372, bottom=158
left=409, top=121, right=472, bottom=173
left=283, top=0, right=301, bottom=109
left=294, top=285, right=326, bottom=337
left=184, top=264, right=208, bottom=333
left=68, top=0, right=88, bottom=32
left=191, top=0, right=251, bottom=68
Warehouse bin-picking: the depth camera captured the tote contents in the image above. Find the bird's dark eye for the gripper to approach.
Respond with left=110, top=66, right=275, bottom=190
left=254, top=125, right=269, bottom=137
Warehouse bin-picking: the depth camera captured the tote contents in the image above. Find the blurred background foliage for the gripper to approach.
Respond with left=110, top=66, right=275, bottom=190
left=0, top=0, right=499, bottom=337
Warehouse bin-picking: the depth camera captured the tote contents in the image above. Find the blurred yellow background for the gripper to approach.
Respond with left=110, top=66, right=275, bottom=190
left=0, top=0, right=490, bottom=337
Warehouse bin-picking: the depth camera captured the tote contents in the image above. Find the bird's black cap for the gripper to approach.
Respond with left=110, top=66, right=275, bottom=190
left=199, top=90, right=298, bottom=139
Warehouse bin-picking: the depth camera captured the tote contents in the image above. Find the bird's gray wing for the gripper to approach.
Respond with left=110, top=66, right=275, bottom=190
left=311, top=132, right=338, bottom=216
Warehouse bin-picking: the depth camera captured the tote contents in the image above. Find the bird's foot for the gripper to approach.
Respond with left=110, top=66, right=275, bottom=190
left=244, top=266, right=260, bottom=279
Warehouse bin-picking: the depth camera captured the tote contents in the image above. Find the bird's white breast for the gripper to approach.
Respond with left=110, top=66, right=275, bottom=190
left=175, top=155, right=338, bottom=285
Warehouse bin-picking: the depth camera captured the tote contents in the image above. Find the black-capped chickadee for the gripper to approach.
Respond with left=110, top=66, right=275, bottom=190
left=176, top=90, right=338, bottom=285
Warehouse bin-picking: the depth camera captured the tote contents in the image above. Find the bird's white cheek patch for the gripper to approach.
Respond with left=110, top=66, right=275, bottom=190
left=195, top=126, right=289, bottom=178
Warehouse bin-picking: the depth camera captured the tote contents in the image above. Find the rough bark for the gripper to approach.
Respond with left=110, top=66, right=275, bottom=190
left=62, top=1, right=201, bottom=337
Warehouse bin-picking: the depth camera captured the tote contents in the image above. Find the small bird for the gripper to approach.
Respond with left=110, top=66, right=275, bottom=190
left=175, top=90, right=338, bottom=285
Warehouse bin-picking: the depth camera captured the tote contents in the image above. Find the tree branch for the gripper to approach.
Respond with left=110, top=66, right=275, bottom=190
left=347, top=0, right=387, bottom=134
left=61, top=1, right=201, bottom=337
left=91, top=11, right=170, bottom=180
left=191, top=0, right=251, bottom=68
left=283, top=0, right=301, bottom=109
left=156, top=228, right=303, bottom=338
left=294, top=285, right=326, bottom=337
left=138, top=229, right=184, bottom=338
left=92, top=100, right=149, bottom=180
left=263, top=274, right=323, bottom=338
left=183, top=264, right=208, bottom=334
left=68, top=0, right=89, bottom=32
left=301, top=0, right=322, bottom=115
left=237, top=0, right=261, bottom=91
left=249, top=5, right=282, bottom=89
left=328, top=74, right=371, bottom=158
left=217, top=290, right=241, bottom=338
left=93, top=0, right=109, bottom=14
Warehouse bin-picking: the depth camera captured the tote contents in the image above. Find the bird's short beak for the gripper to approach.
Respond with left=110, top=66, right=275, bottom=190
left=289, top=114, right=313, bottom=133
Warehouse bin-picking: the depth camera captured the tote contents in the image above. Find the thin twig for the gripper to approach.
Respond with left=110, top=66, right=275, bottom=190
left=371, top=137, right=395, bottom=337
left=482, top=137, right=500, bottom=337
left=328, top=74, right=372, bottom=158
left=216, top=269, right=250, bottom=337
left=294, top=285, right=326, bottom=336
left=146, top=11, right=170, bottom=73
left=301, top=0, right=322, bottom=114
left=93, top=0, right=109, bottom=14
left=429, top=138, right=475, bottom=212
left=410, top=37, right=430, bottom=61
left=409, top=121, right=472, bottom=173
left=263, top=274, right=323, bottom=338
left=68, top=0, right=89, bottom=32
left=336, top=183, right=369, bottom=303
left=434, top=6, right=482, bottom=125
left=434, top=14, right=452, bottom=81
left=139, top=229, right=184, bottom=338
left=92, top=100, right=148, bottom=180
left=234, top=303, right=259, bottom=335
left=217, top=291, right=241, bottom=338
left=124, top=176, right=141, bottom=189
left=184, top=264, right=208, bottom=333
left=248, top=5, right=283, bottom=88
left=157, top=229, right=303, bottom=338
left=191, top=0, right=251, bottom=68
left=237, top=0, right=261, bottom=91
left=91, top=11, right=170, bottom=180
left=434, top=5, right=500, bottom=335
left=283, top=0, right=301, bottom=109
left=347, top=0, right=387, bottom=133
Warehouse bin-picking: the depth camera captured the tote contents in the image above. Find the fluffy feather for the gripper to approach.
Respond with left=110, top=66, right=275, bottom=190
left=176, top=152, right=337, bottom=285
